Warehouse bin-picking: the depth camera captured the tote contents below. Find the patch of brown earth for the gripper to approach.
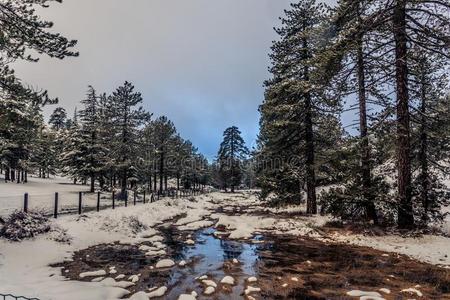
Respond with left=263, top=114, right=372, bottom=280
left=256, top=234, right=450, bottom=299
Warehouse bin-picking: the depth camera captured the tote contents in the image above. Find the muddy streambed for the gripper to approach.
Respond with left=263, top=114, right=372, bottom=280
left=54, top=225, right=450, bottom=299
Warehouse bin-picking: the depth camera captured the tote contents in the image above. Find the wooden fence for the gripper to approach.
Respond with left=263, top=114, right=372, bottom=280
left=21, top=188, right=207, bottom=218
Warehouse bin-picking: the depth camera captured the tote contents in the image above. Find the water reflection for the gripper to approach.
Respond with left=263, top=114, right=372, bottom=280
left=165, top=227, right=266, bottom=299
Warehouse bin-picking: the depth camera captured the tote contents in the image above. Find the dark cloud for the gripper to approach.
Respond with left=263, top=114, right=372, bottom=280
left=14, top=0, right=337, bottom=159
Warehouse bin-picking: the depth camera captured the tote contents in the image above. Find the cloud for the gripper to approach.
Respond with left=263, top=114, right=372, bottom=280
left=13, top=0, right=338, bottom=159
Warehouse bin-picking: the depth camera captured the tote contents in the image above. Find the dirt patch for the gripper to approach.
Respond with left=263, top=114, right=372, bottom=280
left=256, top=234, right=450, bottom=299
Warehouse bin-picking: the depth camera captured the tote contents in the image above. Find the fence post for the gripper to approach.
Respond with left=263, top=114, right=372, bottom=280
left=112, top=191, right=115, bottom=209
left=97, top=191, right=101, bottom=212
left=23, top=193, right=28, bottom=213
left=133, top=191, right=136, bottom=205
left=143, top=190, right=146, bottom=204
left=54, top=192, right=58, bottom=218
left=78, top=192, right=82, bottom=214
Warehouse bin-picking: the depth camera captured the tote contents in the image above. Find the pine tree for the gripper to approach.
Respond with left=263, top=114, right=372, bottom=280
left=77, top=86, right=109, bottom=192
left=217, top=126, right=248, bottom=192
left=110, top=82, right=151, bottom=198
left=322, top=0, right=449, bottom=227
left=409, top=49, right=450, bottom=226
left=0, top=0, right=78, bottom=104
left=148, top=116, right=176, bottom=193
left=49, top=107, right=68, bottom=131
left=258, top=0, right=340, bottom=212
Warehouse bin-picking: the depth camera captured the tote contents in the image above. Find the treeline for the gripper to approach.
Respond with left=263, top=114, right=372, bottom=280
left=1, top=81, right=212, bottom=197
left=257, top=0, right=450, bottom=228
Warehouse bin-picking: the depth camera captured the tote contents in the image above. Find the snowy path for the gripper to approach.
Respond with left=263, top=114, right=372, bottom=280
left=0, top=191, right=449, bottom=299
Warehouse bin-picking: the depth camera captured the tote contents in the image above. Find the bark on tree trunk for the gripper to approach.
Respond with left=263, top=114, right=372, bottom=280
left=419, top=72, right=429, bottom=224
left=159, top=151, right=164, bottom=192
left=305, top=94, right=317, bottom=214
left=303, top=34, right=317, bottom=215
left=5, top=167, right=10, bottom=182
left=356, top=30, right=378, bottom=225
left=394, top=0, right=414, bottom=229
left=121, top=169, right=127, bottom=199
left=90, top=175, right=95, bottom=193
left=164, top=175, right=168, bottom=191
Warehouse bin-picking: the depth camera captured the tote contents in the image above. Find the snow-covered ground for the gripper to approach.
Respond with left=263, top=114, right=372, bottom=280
left=0, top=175, right=90, bottom=217
left=0, top=189, right=449, bottom=299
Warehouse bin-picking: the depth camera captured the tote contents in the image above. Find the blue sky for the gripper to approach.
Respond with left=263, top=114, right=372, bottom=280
left=14, top=0, right=344, bottom=160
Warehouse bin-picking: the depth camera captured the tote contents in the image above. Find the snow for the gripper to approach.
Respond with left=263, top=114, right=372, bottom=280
left=147, top=286, right=167, bottom=298
left=79, top=270, right=106, bottom=278
left=401, top=287, right=423, bottom=297
left=0, top=176, right=90, bottom=217
left=203, top=286, right=215, bottom=295
left=332, top=233, right=450, bottom=265
left=379, top=288, right=390, bottom=294
left=178, top=260, right=187, bottom=267
left=245, top=286, right=261, bottom=295
left=129, top=291, right=149, bottom=300
left=202, top=279, right=217, bottom=288
left=220, top=275, right=235, bottom=285
left=347, top=290, right=382, bottom=297
left=185, top=239, right=195, bottom=245
left=155, top=259, right=175, bottom=268
left=178, top=294, right=196, bottom=300
left=247, top=276, right=257, bottom=283
left=0, top=188, right=449, bottom=299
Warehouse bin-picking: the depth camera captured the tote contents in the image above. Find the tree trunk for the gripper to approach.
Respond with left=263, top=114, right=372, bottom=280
left=149, top=173, right=152, bottom=192
left=5, top=166, right=10, bottom=182
left=394, top=0, right=414, bottom=229
left=356, top=28, right=378, bottom=225
left=164, top=175, right=168, bottom=191
left=177, top=173, right=180, bottom=190
left=303, top=34, right=317, bottom=215
left=419, top=71, right=429, bottom=224
left=159, top=151, right=164, bottom=192
left=90, top=175, right=95, bottom=193
left=121, top=169, right=127, bottom=198
left=24, top=170, right=28, bottom=183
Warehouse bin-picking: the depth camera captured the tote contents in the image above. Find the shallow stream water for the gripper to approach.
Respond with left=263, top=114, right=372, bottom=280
left=164, top=227, right=267, bottom=299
